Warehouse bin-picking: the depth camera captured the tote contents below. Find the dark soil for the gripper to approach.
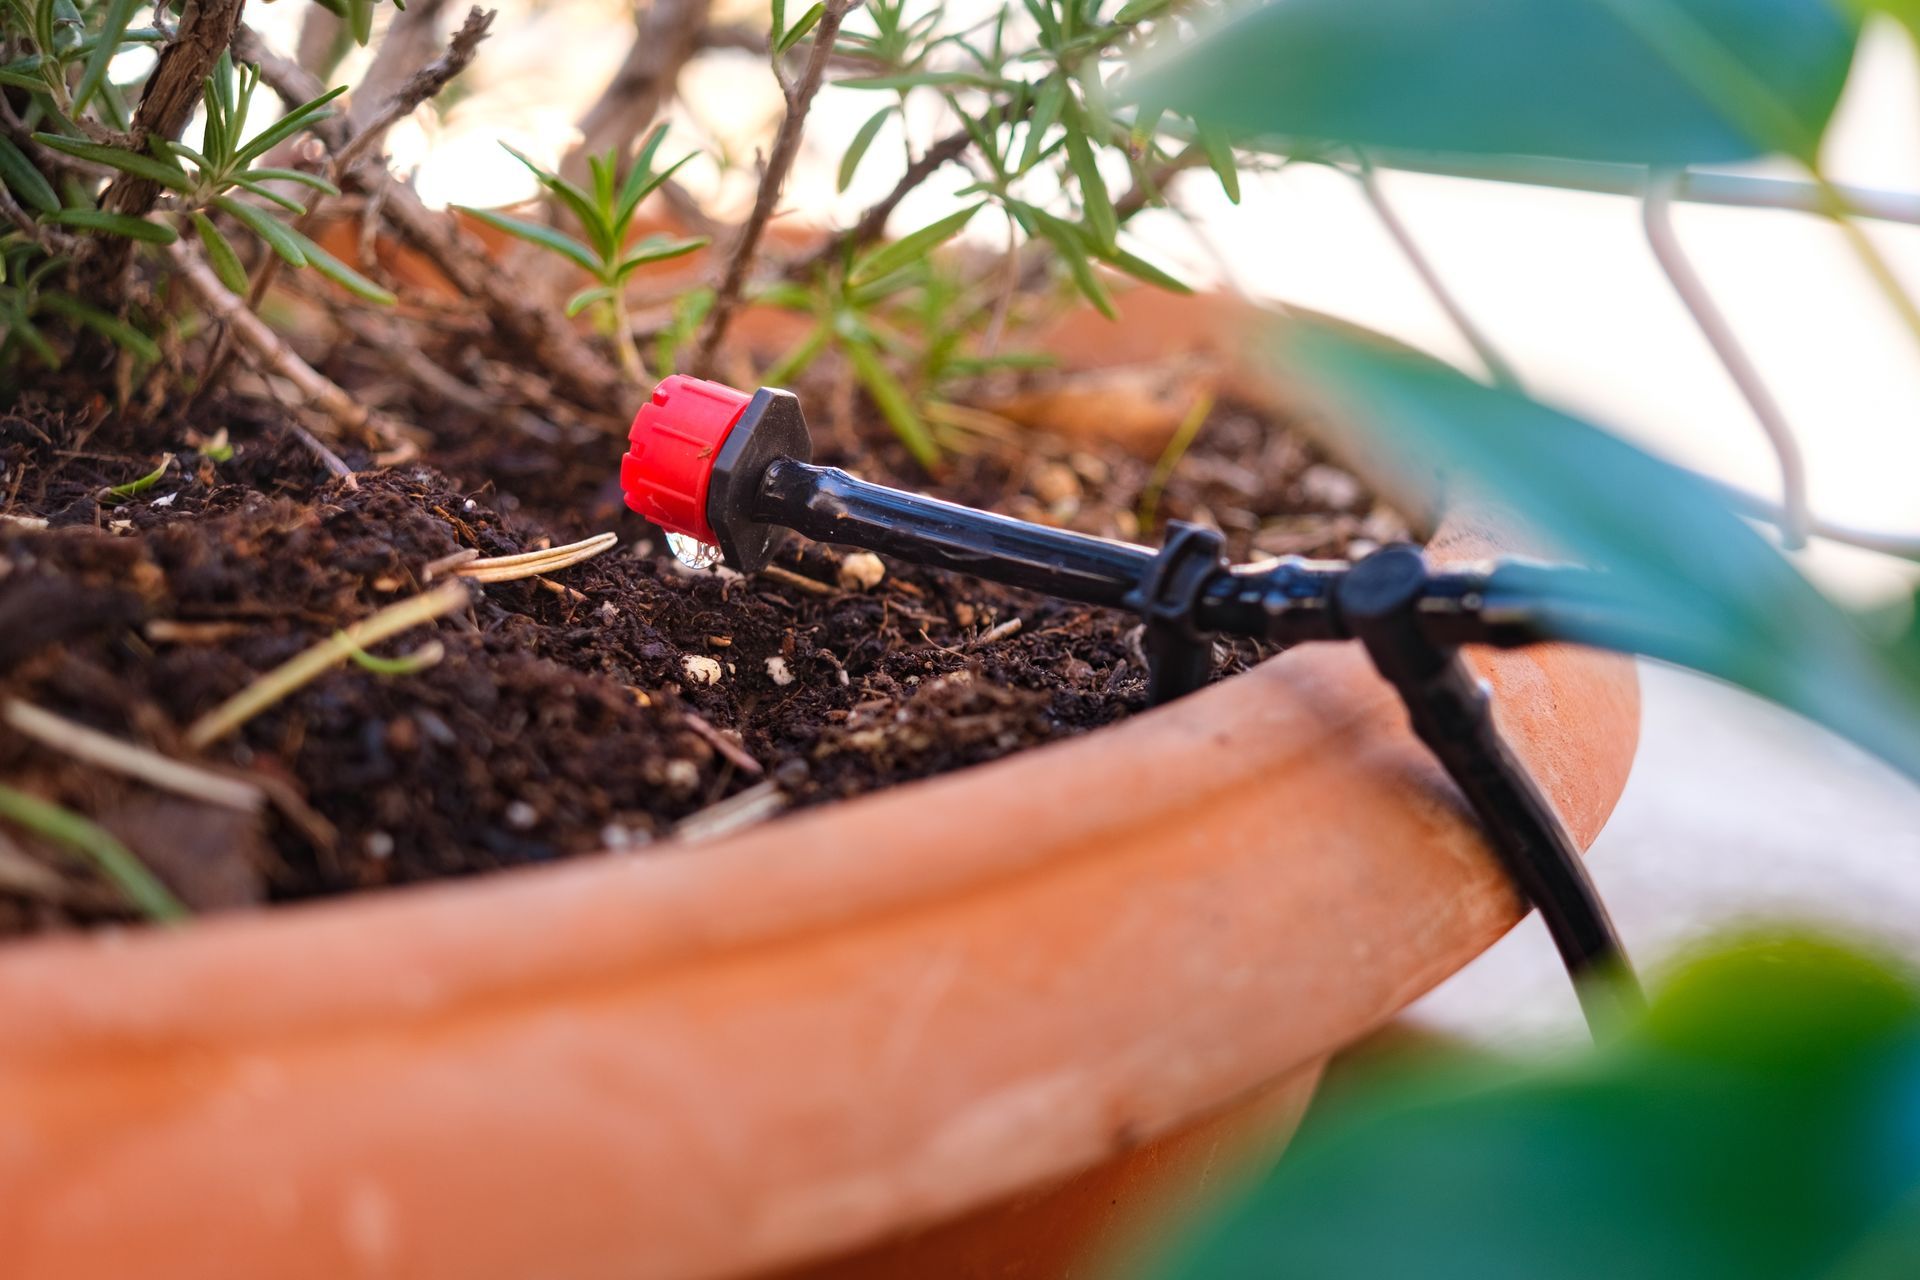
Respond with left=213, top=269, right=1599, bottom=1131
left=0, top=385, right=1399, bottom=938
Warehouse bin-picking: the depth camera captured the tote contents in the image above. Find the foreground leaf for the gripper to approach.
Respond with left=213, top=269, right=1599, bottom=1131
left=1133, top=0, right=1860, bottom=165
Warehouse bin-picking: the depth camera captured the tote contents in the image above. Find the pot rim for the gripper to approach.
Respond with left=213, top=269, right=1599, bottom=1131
left=0, top=529, right=1640, bottom=1280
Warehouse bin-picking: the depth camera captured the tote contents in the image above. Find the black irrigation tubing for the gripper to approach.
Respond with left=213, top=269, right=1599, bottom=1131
left=623, top=378, right=1647, bottom=1036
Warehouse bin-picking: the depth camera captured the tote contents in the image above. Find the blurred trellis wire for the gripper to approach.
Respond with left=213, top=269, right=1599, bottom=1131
left=1329, top=150, right=1920, bottom=562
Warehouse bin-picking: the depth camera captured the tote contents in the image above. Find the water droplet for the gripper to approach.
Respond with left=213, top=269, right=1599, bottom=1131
left=666, top=531, right=723, bottom=570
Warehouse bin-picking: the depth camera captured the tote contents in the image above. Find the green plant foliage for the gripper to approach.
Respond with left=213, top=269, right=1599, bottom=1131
left=0, top=234, right=158, bottom=369
left=1132, top=0, right=1861, bottom=165
left=455, top=127, right=707, bottom=380
left=1150, top=933, right=1920, bottom=1280
left=1273, top=321, right=1920, bottom=780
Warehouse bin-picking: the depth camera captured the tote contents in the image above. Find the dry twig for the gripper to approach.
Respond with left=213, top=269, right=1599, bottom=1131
left=186, top=582, right=469, bottom=748
left=454, top=531, right=618, bottom=583
left=693, top=0, right=865, bottom=374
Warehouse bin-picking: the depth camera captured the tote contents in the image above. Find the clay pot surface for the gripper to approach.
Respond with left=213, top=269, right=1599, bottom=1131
left=0, top=513, right=1637, bottom=1277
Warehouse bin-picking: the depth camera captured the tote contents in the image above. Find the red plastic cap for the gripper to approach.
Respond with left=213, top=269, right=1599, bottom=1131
left=621, top=375, right=752, bottom=543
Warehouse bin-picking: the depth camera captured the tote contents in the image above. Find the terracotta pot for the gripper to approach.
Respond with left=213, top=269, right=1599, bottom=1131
left=0, top=509, right=1637, bottom=1277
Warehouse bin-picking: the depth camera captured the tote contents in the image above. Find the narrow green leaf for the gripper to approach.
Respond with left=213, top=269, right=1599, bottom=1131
left=838, top=106, right=894, bottom=192
left=1016, top=201, right=1117, bottom=320
left=1019, top=73, right=1067, bottom=172
left=771, top=0, right=786, bottom=46
left=0, top=783, right=187, bottom=922
left=347, top=0, right=374, bottom=45
left=1114, top=0, right=1173, bottom=22
left=101, top=450, right=173, bottom=499
left=618, top=124, right=672, bottom=212
left=614, top=234, right=707, bottom=278
left=9, top=316, right=62, bottom=369
left=212, top=195, right=306, bottom=266
left=284, top=226, right=397, bottom=304
left=46, top=208, right=177, bottom=243
left=239, top=166, right=342, bottom=196
left=0, top=137, right=59, bottom=213
left=1090, top=240, right=1191, bottom=293
left=1198, top=124, right=1241, bottom=204
left=565, top=285, right=614, bottom=318
left=226, top=177, right=307, bottom=215
left=1061, top=113, right=1117, bottom=250
left=190, top=211, right=248, bottom=293
left=33, top=132, right=192, bottom=191
left=232, top=86, right=347, bottom=166
left=72, top=0, right=137, bottom=112
left=613, top=150, right=696, bottom=228
left=760, top=322, right=831, bottom=387
left=851, top=201, right=984, bottom=285
left=835, top=71, right=1006, bottom=92
left=846, top=338, right=940, bottom=471
left=776, top=1, right=825, bottom=53
left=501, top=143, right=612, bottom=261
left=453, top=205, right=600, bottom=275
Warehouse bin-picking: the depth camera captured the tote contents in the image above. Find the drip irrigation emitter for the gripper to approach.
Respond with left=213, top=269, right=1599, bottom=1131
left=622, top=375, right=1643, bottom=1035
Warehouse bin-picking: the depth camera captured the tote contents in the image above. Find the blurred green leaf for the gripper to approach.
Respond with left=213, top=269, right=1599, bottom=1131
left=776, top=1, right=825, bottom=53
left=213, top=195, right=306, bottom=266
left=1198, top=124, right=1241, bottom=204
left=226, top=178, right=308, bottom=216
left=189, top=210, right=248, bottom=294
left=836, top=70, right=1007, bottom=92
left=0, top=137, right=59, bottom=214
left=1061, top=108, right=1117, bottom=250
left=1132, top=0, right=1860, bottom=165
left=239, top=166, right=342, bottom=197
left=839, top=106, right=894, bottom=193
left=614, top=233, right=707, bottom=279
left=34, top=132, right=192, bottom=191
left=453, top=206, right=599, bottom=275
left=565, top=284, right=614, bottom=318
left=45, top=208, right=177, bottom=243
left=846, top=337, right=941, bottom=470
left=1020, top=73, right=1068, bottom=172
left=232, top=86, right=346, bottom=167
left=1275, top=321, right=1920, bottom=780
left=851, top=202, right=984, bottom=285
left=1153, top=932, right=1920, bottom=1280
left=71, top=0, right=136, bottom=112
left=284, top=226, right=397, bottom=304
left=39, top=293, right=159, bottom=361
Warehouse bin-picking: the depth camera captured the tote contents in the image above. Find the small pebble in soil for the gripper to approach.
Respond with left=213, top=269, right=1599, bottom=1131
left=365, top=832, right=395, bottom=860
left=664, top=759, right=701, bottom=793
left=682, top=655, right=723, bottom=686
left=837, top=551, right=886, bottom=591
left=1300, top=464, right=1364, bottom=511
left=765, top=655, right=794, bottom=686
left=505, top=800, right=539, bottom=830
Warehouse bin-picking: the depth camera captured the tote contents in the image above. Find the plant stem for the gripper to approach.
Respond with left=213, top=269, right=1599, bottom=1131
left=611, top=290, right=648, bottom=383
left=693, top=0, right=864, bottom=376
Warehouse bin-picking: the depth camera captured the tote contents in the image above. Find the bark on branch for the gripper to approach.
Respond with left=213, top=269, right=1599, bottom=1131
left=693, top=0, right=863, bottom=375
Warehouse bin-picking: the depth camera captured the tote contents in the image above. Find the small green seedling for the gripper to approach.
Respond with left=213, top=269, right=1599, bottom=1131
left=103, top=452, right=173, bottom=503
left=457, top=126, right=708, bottom=381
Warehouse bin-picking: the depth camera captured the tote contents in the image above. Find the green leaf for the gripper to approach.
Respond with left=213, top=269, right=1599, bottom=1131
left=1012, top=200, right=1118, bottom=320
left=835, top=70, right=1006, bottom=92
left=103, top=451, right=173, bottom=499
left=1019, top=73, right=1067, bottom=172
left=1198, top=124, right=1241, bottom=203
left=502, top=143, right=612, bottom=261
left=72, top=0, right=137, bottom=112
left=283, top=226, right=397, bottom=304
left=565, top=285, right=614, bottom=318
left=1060, top=119, right=1117, bottom=251
left=0, top=783, right=186, bottom=922
left=776, top=1, right=825, bottom=53
left=45, top=208, right=177, bottom=243
left=239, top=166, right=343, bottom=196
left=38, top=293, right=160, bottom=361
left=212, top=195, right=306, bottom=266
left=851, top=201, right=984, bottom=286
left=613, top=149, right=696, bottom=228
left=453, top=205, right=600, bottom=275
left=226, top=177, right=308, bottom=215
left=1113, top=0, right=1173, bottom=22
left=1153, top=932, right=1920, bottom=1280
left=33, top=132, right=192, bottom=191
left=845, top=338, right=940, bottom=471
left=760, top=321, right=831, bottom=387
left=839, top=106, right=893, bottom=193
left=8, top=316, right=62, bottom=368
left=613, top=234, right=707, bottom=278
left=0, top=137, right=60, bottom=214
left=1089, top=241, right=1191, bottom=294
left=1276, top=320, right=1920, bottom=780
left=1131, top=0, right=1861, bottom=166
left=190, top=211, right=248, bottom=294
left=233, top=86, right=347, bottom=167
left=347, top=0, right=374, bottom=45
